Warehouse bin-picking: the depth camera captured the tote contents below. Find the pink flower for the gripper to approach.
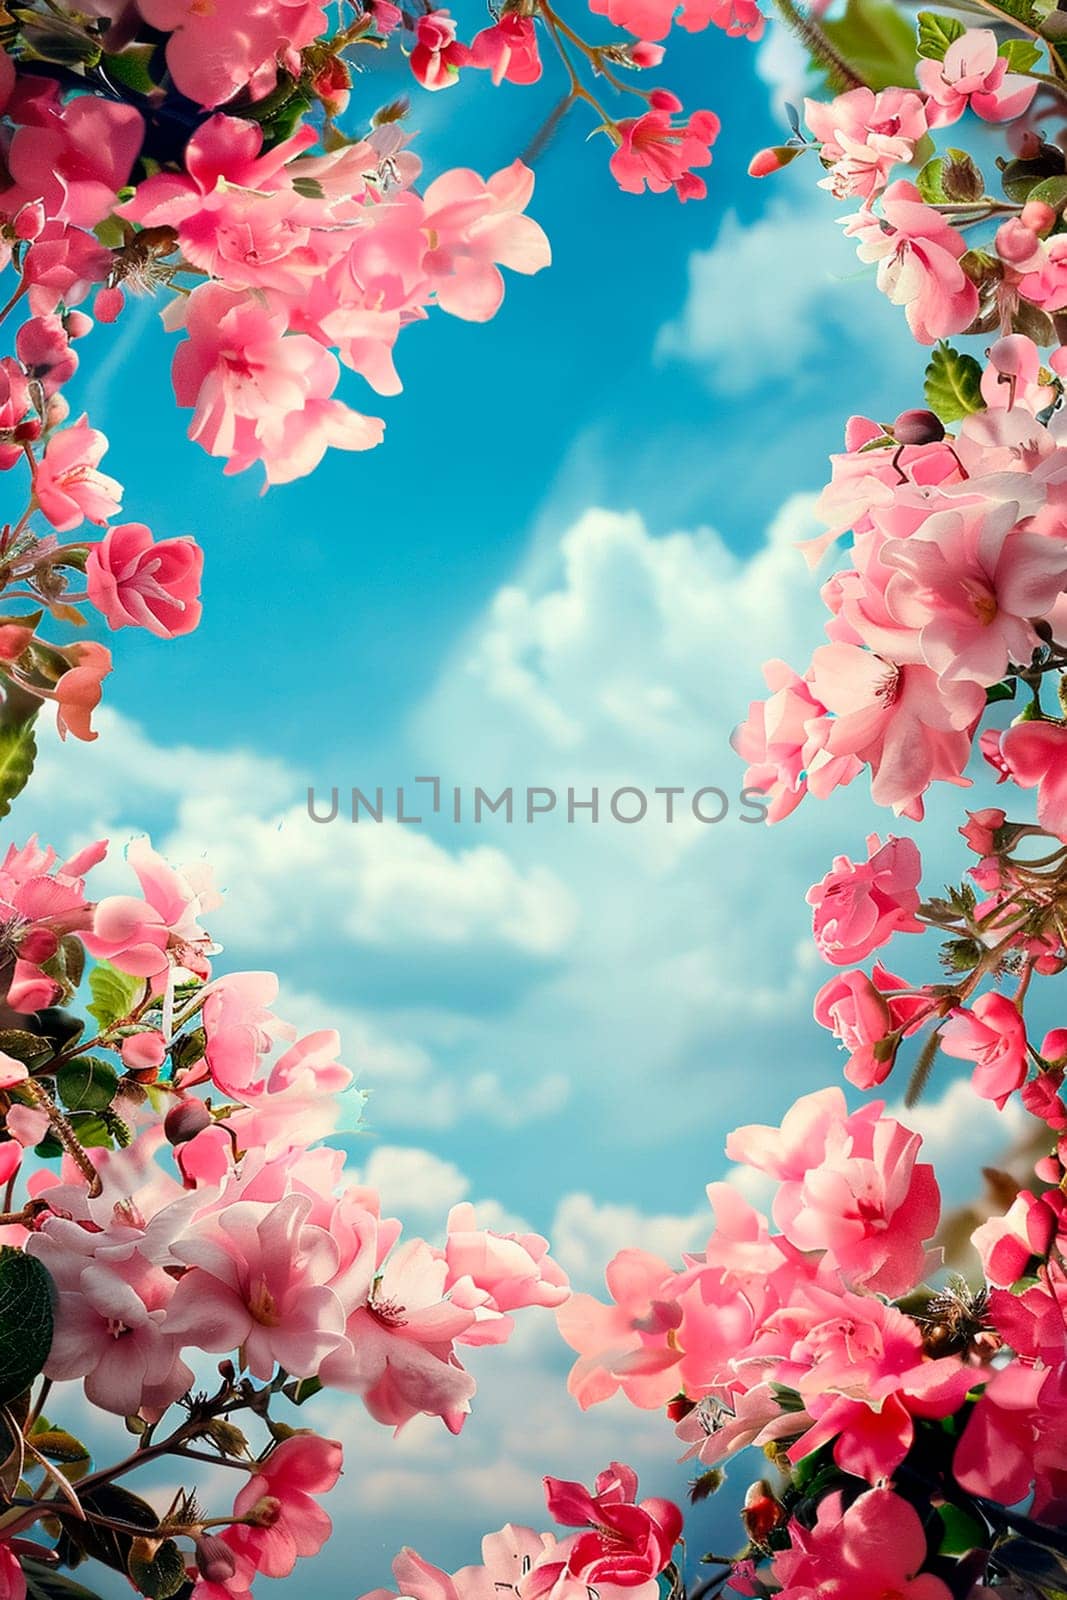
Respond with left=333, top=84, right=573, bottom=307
left=137, top=0, right=329, bottom=108
left=530, top=1464, right=682, bottom=1600
left=556, top=1249, right=683, bottom=1411
left=807, top=643, right=983, bottom=812
left=993, top=720, right=1067, bottom=839
left=880, top=496, right=1067, bottom=687
left=940, top=991, right=1028, bottom=1106
left=0, top=1545, right=24, bottom=1600
left=222, top=1433, right=342, bottom=1580
left=318, top=1238, right=480, bottom=1432
left=732, top=660, right=860, bottom=821
left=53, top=640, right=111, bottom=743
left=16, top=314, right=77, bottom=396
left=168, top=283, right=384, bottom=484
left=22, top=222, right=110, bottom=315
left=470, top=14, right=542, bottom=83
left=411, top=11, right=471, bottom=89
left=87, top=522, right=204, bottom=638
left=960, top=806, right=1006, bottom=855
left=954, top=1361, right=1067, bottom=1516
left=771, top=1488, right=953, bottom=1600
left=726, top=1088, right=941, bottom=1296
left=805, top=88, right=928, bottom=199
left=610, top=100, right=720, bottom=202
left=363, top=1526, right=558, bottom=1600
left=5, top=92, right=143, bottom=230
left=842, top=181, right=979, bottom=344
left=444, top=1202, right=569, bottom=1343
left=421, top=161, right=551, bottom=322
left=917, top=29, right=1037, bottom=126
left=82, top=835, right=217, bottom=977
left=165, top=1192, right=347, bottom=1378
left=34, top=417, right=121, bottom=531
left=972, top=1189, right=1058, bottom=1286
left=812, top=969, right=896, bottom=1087
left=807, top=833, right=923, bottom=965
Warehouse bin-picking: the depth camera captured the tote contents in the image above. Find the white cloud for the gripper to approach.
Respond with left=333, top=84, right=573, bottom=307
left=550, top=1193, right=708, bottom=1289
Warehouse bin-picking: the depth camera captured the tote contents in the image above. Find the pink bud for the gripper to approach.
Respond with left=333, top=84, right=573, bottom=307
left=44, top=395, right=69, bottom=428
left=93, top=286, right=124, bottom=325
left=12, top=418, right=41, bottom=444
left=1022, top=199, right=1058, bottom=235
left=121, top=1030, right=167, bottom=1072
left=164, top=1098, right=212, bottom=1145
left=14, top=203, right=45, bottom=242
left=1043, top=1028, right=1067, bottom=1065
left=63, top=311, right=93, bottom=341
left=748, top=145, right=799, bottom=177
left=996, top=217, right=1042, bottom=267
left=893, top=408, right=945, bottom=445
left=629, top=40, right=664, bottom=65
left=195, top=1536, right=236, bottom=1585
left=648, top=88, right=682, bottom=113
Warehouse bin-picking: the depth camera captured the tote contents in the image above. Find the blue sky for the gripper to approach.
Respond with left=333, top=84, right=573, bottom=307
left=11, top=23, right=1054, bottom=1599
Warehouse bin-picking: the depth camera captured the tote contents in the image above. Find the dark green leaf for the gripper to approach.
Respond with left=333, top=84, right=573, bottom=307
left=128, top=1538, right=186, bottom=1600
left=56, top=1484, right=158, bottom=1575
left=282, top=1374, right=323, bottom=1405
left=1001, top=144, right=1066, bottom=202
left=57, top=1057, right=119, bottom=1114
left=87, top=964, right=141, bottom=1030
left=168, top=1028, right=206, bottom=1075
left=935, top=1502, right=986, bottom=1556
left=0, top=1249, right=54, bottom=1407
left=916, top=156, right=948, bottom=203
left=996, top=1537, right=1067, bottom=1593
left=100, top=44, right=159, bottom=97
left=925, top=342, right=985, bottom=423
left=917, top=10, right=964, bottom=58
left=29, top=1426, right=90, bottom=1464
left=22, top=1559, right=106, bottom=1600
left=986, top=679, right=1018, bottom=703
left=0, top=694, right=38, bottom=821
left=0, top=1029, right=53, bottom=1066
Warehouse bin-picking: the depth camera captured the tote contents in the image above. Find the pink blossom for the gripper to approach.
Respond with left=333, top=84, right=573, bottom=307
left=82, top=835, right=217, bottom=977
left=87, top=522, right=204, bottom=638
left=771, top=1488, right=953, bottom=1600
left=0, top=1545, right=23, bottom=1600
left=53, top=640, right=111, bottom=743
left=136, top=0, right=329, bottom=108
left=444, top=1202, right=569, bottom=1343
left=470, top=14, right=542, bottom=84
left=530, top=1464, right=682, bottom=1600
left=917, top=29, right=1037, bottom=126
left=812, top=969, right=896, bottom=1087
left=842, top=181, right=979, bottom=344
left=22, top=222, right=111, bottom=314
left=222, top=1433, right=342, bottom=1579
left=807, top=832, right=923, bottom=965
left=940, top=991, right=1029, bottom=1106
left=732, top=659, right=860, bottom=822
left=16, top=314, right=77, bottom=396
left=805, top=88, right=928, bottom=199
left=318, top=1238, right=480, bottom=1432
left=362, top=1525, right=557, bottom=1600
left=955, top=1361, right=1067, bottom=1516
left=972, top=1189, right=1058, bottom=1285
left=993, top=720, right=1067, bottom=839
left=556, top=1248, right=683, bottom=1410
left=610, top=101, right=720, bottom=202
left=411, top=11, right=471, bottom=90
left=5, top=91, right=143, bottom=229
left=34, top=418, right=121, bottom=531
left=807, top=643, right=983, bottom=812
left=421, top=161, right=551, bottom=322
left=726, top=1088, right=941, bottom=1296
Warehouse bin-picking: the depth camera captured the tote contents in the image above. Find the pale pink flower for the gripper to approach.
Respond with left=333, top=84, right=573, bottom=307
left=556, top=1249, right=682, bottom=1410
left=992, top=720, right=1067, bottom=838
left=421, top=161, right=551, bottom=322
left=362, top=1526, right=557, bottom=1600
left=917, top=29, right=1037, bottom=126
left=732, top=660, right=860, bottom=822
left=5, top=91, right=143, bottom=229
left=165, top=1192, right=347, bottom=1378
left=812, top=969, right=895, bottom=1087
left=940, top=991, right=1029, bottom=1107
left=771, top=1487, right=954, bottom=1600
left=137, top=0, right=329, bottom=108
left=470, top=15, right=542, bottom=83
left=444, top=1202, right=569, bottom=1343
left=981, top=333, right=1056, bottom=412
left=87, top=522, right=203, bottom=638
left=34, top=417, right=121, bottom=531
left=807, top=833, right=923, bottom=965
left=82, top=835, right=217, bottom=977
left=807, top=642, right=984, bottom=812
left=805, top=87, right=927, bottom=199
left=842, top=181, right=979, bottom=344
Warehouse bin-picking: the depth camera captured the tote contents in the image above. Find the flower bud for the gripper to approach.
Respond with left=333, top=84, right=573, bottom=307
left=892, top=408, right=945, bottom=445
left=996, top=217, right=1042, bottom=268
left=629, top=40, right=664, bottom=65
left=649, top=88, right=682, bottom=113
left=19, top=927, right=58, bottom=964
left=748, top=144, right=800, bottom=177
left=741, top=1480, right=784, bottom=1543
left=14, top=202, right=45, bottom=242
left=1022, top=198, right=1058, bottom=236
left=665, top=1393, right=695, bottom=1422
left=195, top=1535, right=236, bottom=1584
left=121, top=1030, right=167, bottom=1073
left=12, top=417, right=41, bottom=444
left=94, top=286, right=124, bottom=325
left=63, top=311, right=93, bottom=341
left=1042, top=1028, right=1067, bottom=1066
left=164, top=1097, right=212, bottom=1145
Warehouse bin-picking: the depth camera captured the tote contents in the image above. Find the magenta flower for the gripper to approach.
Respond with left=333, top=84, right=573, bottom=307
left=771, top=1488, right=953, bottom=1600
left=940, top=991, right=1029, bottom=1107
left=87, top=522, right=204, bottom=639
left=807, top=832, right=923, bottom=966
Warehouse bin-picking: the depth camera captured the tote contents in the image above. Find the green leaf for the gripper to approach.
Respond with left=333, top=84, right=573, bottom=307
left=1027, top=174, right=1067, bottom=211
left=820, top=0, right=919, bottom=90
left=128, top=1538, right=186, bottom=1600
left=1000, top=35, right=1042, bottom=69
left=22, top=1560, right=106, bottom=1600
left=0, top=1249, right=54, bottom=1407
left=987, top=0, right=1038, bottom=25
left=168, top=1027, right=206, bottom=1076
left=917, top=10, right=964, bottom=58
left=935, top=1502, right=987, bottom=1556
left=87, top=963, right=142, bottom=1030
left=283, top=1373, right=323, bottom=1405
left=0, top=693, right=38, bottom=821
left=925, top=342, right=985, bottom=423
left=986, top=678, right=1018, bottom=703
left=0, top=1029, right=53, bottom=1066
left=57, top=1056, right=119, bottom=1113
left=100, top=44, right=159, bottom=97
left=1000, top=144, right=1065, bottom=201
left=292, top=176, right=325, bottom=199
left=916, top=156, right=948, bottom=203
left=28, top=1425, right=91, bottom=1464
